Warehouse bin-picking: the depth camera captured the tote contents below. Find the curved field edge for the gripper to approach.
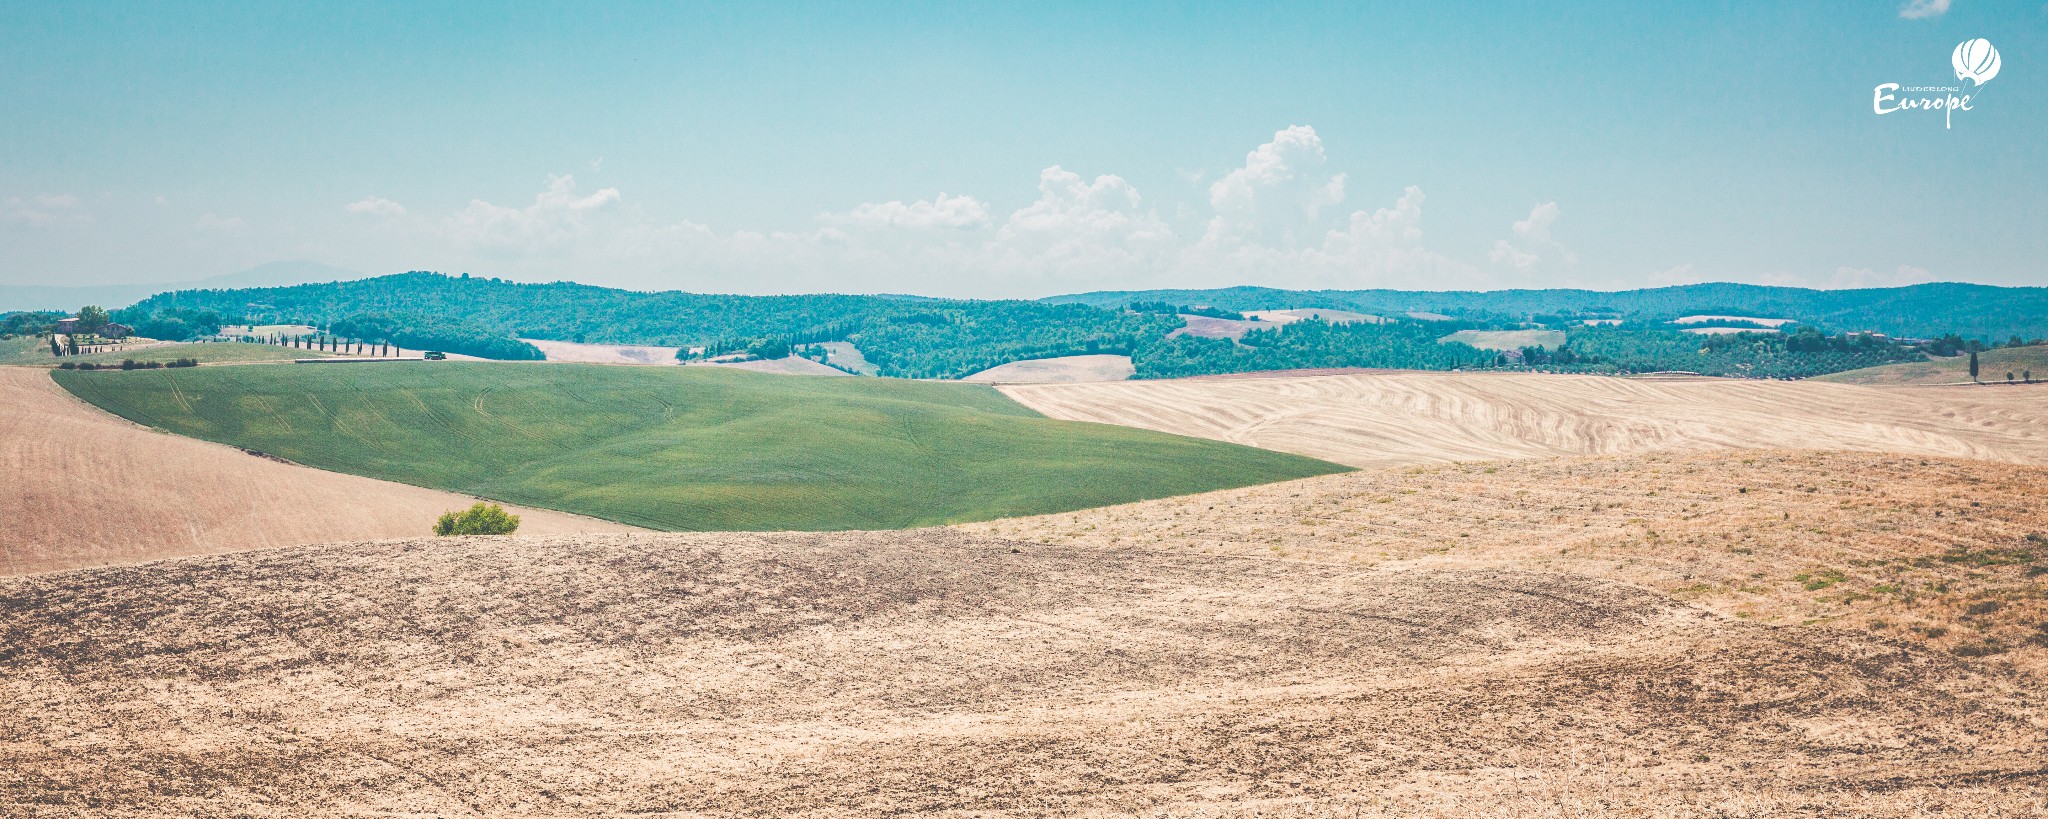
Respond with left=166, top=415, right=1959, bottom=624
left=998, top=370, right=2048, bottom=469
left=52, top=363, right=1349, bottom=531
left=1812, top=345, right=2048, bottom=386
left=0, top=366, right=641, bottom=576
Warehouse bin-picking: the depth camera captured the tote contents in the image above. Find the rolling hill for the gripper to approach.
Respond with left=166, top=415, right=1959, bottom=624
left=0, top=367, right=638, bottom=576
left=998, top=371, right=2048, bottom=469
left=53, top=362, right=1347, bottom=531
left=966, top=448, right=2048, bottom=671
left=4, top=467, right=2044, bottom=814
left=1046, top=281, right=2048, bottom=341
left=1813, top=345, right=2048, bottom=386
left=88, top=273, right=2047, bottom=380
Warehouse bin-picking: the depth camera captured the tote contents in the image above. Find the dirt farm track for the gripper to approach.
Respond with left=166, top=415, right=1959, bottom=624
left=0, top=367, right=640, bottom=575
left=999, top=371, right=2048, bottom=468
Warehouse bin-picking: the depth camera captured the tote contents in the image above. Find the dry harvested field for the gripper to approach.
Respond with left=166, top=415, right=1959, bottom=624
left=818, top=340, right=877, bottom=375
left=1816, top=345, right=2048, bottom=386
left=1000, top=371, right=2048, bottom=469
left=1167, top=314, right=1261, bottom=340
left=690, top=355, right=851, bottom=377
left=521, top=337, right=682, bottom=365
left=0, top=367, right=640, bottom=575
left=1439, top=329, right=1568, bottom=351
left=1244, top=308, right=1385, bottom=325
left=5, top=521, right=2047, bottom=816
left=967, top=449, right=2048, bottom=672
left=1675, top=315, right=1793, bottom=327
left=962, top=353, right=1135, bottom=383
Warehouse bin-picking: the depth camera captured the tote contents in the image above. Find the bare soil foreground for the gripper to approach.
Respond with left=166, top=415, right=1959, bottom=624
left=0, top=367, right=640, bottom=575
left=4, top=521, right=2046, bottom=816
left=968, top=449, right=2048, bottom=673
left=1000, top=371, right=2048, bottom=468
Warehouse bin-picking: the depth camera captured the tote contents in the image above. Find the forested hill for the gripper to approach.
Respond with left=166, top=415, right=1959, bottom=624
left=1045, top=282, right=2048, bottom=341
left=107, top=272, right=2040, bottom=379
left=121, top=272, right=1178, bottom=378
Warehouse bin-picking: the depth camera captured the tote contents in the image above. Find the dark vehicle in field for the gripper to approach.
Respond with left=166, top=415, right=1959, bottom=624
left=422, top=351, right=447, bottom=360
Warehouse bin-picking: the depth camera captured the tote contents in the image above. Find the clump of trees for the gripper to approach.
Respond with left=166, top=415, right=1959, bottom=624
left=109, top=305, right=224, bottom=341
left=1136, top=318, right=1495, bottom=378
left=1126, top=300, right=1245, bottom=320
left=73, top=305, right=110, bottom=334
left=328, top=313, right=545, bottom=360
left=433, top=502, right=521, bottom=536
left=0, top=311, right=64, bottom=337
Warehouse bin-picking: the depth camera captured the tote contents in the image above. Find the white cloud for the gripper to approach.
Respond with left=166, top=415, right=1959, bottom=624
left=1899, top=0, right=1952, bottom=19
left=822, top=193, right=991, bottom=229
left=444, top=174, right=621, bottom=254
left=1821, top=264, right=1942, bottom=288
left=1488, top=240, right=1540, bottom=271
left=1488, top=202, right=1575, bottom=272
left=1512, top=202, right=1560, bottom=243
left=1644, top=263, right=1701, bottom=286
left=983, top=167, right=1178, bottom=289
left=1211, top=185, right=1475, bottom=290
left=345, top=197, right=407, bottom=216
left=1202, top=125, right=1347, bottom=247
left=324, top=128, right=1502, bottom=295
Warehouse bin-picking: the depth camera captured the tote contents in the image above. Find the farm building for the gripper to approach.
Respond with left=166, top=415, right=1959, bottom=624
left=100, top=323, right=132, bottom=339
left=53, top=317, right=78, bottom=334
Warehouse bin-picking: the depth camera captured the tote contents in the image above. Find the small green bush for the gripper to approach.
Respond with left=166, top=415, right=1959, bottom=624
left=433, top=502, right=521, bottom=536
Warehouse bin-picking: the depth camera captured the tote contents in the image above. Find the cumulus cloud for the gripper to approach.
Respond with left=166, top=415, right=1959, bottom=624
left=1198, top=184, right=1474, bottom=290
left=822, top=193, right=991, bottom=229
left=1202, top=125, right=1347, bottom=247
left=981, top=167, right=1178, bottom=289
left=445, top=174, right=621, bottom=255
left=1489, top=202, right=1575, bottom=272
left=345, top=197, right=407, bottom=216
left=1822, top=264, right=1942, bottom=288
left=1898, top=0, right=1952, bottom=19
left=332, top=127, right=1504, bottom=295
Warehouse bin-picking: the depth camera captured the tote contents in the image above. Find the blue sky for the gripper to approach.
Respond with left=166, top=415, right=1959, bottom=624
left=2, top=1, right=2043, bottom=297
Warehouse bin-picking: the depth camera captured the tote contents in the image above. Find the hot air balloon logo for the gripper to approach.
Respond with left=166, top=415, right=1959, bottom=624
left=1953, top=39, right=2001, bottom=88
left=1872, top=39, right=2002, bottom=129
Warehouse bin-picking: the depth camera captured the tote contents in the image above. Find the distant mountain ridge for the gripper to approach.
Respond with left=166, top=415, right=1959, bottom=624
left=0, top=261, right=366, bottom=313
left=1044, top=282, right=2048, bottom=341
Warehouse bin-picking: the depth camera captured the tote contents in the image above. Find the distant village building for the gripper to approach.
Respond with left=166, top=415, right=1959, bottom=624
left=53, top=317, right=78, bottom=334
left=100, top=323, right=132, bottom=339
